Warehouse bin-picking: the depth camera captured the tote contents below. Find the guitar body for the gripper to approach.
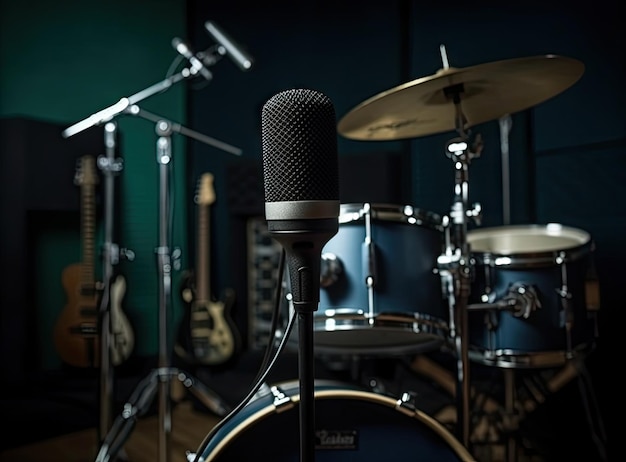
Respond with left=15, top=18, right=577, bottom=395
left=109, top=274, right=135, bottom=366
left=54, top=263, right=100, bottom=368
left=178, top=288, right=240, bottom=366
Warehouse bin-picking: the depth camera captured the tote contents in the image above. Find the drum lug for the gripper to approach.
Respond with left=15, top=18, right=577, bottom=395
left=269, top=385, right=295, bottom=412
left=320, top=252, right=343, bottom=288
left=396, top=390, right=419, bottom=416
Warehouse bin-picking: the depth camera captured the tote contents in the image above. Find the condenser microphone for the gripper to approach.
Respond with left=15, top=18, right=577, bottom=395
left=171, top=37, right=212, bottom=80
left=261, top=88, right=340, bottom=312
left=204, top=20, right=254, bottom=72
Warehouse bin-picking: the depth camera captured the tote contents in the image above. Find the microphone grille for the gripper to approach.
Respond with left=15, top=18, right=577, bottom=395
left=262, top=88, right=339, bottom=203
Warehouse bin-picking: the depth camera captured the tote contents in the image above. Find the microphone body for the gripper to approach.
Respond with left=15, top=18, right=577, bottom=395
left=204, top=20, right=254, bottom=71
left=171, top=37, right=212, bottom=80
left=262, top=89, right=340, bottom=312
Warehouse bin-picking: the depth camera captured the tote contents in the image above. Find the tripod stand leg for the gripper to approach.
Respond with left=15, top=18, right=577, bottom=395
left=175, top=369, right=231, bottom=417
left=95, top=370, right=160, bottom=462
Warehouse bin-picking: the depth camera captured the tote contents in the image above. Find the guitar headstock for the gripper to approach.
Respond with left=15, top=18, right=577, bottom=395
left=196, top=172, right=215, bottom=206
left=74, top=155, right=99, bottom=186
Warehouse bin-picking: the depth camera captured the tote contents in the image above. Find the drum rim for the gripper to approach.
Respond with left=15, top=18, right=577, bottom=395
left=467, top=223, right=592, bottom=263
left=469, top=342, right=596, bottom=369
left=339, top=202, right=443, bottom=230
left=202, top=382, right=475, bottom=461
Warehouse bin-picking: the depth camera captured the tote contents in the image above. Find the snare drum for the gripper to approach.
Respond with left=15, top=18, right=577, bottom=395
left=197, top=380, right=474, bottom=461
left=467, top=224, right=598, bottom=368
left=284, top=203, right=449, bottom=356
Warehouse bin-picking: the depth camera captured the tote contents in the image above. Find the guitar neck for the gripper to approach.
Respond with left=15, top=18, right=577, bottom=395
left=80, top=174, right=97, bottom=293
left=195, top=173, right=215, bottom=302
left=195, top=198, right=211, bottom=302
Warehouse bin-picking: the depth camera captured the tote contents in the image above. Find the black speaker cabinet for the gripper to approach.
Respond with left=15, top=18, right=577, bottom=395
left=0, top=117, right=104, bottom=388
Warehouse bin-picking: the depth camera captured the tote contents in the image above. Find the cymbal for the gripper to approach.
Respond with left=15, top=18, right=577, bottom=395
left=337, top=54, right=584, bottom=141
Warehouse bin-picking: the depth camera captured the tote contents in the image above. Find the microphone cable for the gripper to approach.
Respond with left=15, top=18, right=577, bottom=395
left=191, top=247, right=296, bottom=461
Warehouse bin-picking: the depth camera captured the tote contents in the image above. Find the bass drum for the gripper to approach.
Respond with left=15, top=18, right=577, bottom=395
left=198, top=380, right=474, bottom=461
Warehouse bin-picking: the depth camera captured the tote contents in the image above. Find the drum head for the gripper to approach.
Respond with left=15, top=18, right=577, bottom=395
left=468, top=224, right=590, bottom=254
left=468, top=224, right=591, bottom=267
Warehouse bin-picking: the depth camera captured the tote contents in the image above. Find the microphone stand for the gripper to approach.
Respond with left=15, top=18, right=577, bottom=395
left=97, top=120, right=135, bottom=452
left=62, top=63, right=242, bottom=462
left=298, top=309, right=316, bottom=462
left=94, top=107, right=240, bottom=462
left=285, top=240, right=334, bottom=462
left=63, top=65, right=202, bottom=139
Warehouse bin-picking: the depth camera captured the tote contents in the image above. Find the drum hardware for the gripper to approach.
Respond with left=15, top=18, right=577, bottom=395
left=499, top=114, right=513, bottom=225
left=410, top=355, right=520, bottom=449
left=319, top=252, right=344, bottom=287
left=467, top=282, right=541, bottom=320
left=466, top=224, right=598, bottom=369
left=436, top=115, right=485, bottom=449
left=333, top=48, right=587, bottom=459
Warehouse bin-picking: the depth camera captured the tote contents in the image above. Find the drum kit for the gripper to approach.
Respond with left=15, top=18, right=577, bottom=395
left=196, top=52, right=602, bottom=461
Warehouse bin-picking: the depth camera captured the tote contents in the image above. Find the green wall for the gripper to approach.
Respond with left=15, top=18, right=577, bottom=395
left=1, top=0, right=189, bottom=365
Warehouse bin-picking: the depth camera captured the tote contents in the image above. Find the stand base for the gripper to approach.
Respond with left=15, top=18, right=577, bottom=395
left=95, top=367, right=231, bottom=462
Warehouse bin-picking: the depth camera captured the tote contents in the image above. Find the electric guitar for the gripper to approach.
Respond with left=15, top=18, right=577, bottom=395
left=54, top=155, right=101, bottom=368
left=176, top=173, right=240, bottom=366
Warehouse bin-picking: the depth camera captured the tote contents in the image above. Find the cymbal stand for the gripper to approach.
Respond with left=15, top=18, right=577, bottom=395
left=437, top=93, right=483, bottom=449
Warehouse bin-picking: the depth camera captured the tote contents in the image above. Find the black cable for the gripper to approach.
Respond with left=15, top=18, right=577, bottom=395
left=191, top=248, right=294, bottom=461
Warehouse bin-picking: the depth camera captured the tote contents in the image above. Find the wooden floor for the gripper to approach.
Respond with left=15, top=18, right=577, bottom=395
left=0, top=400, right=221, bottom=462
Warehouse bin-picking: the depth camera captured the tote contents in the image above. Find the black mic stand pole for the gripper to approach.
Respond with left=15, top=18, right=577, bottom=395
left=296, top=297, right=317, bottom=462
left=282, top=249, right=324, bottom=462
left=278, top=242, right=335, bottom=462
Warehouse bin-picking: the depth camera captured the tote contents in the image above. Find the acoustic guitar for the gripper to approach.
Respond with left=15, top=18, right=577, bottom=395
left=54, top=155, right=134, bottom=367
left=176, top=172, right=241, bottom=366
left=53, top=155, right=101, bottom=368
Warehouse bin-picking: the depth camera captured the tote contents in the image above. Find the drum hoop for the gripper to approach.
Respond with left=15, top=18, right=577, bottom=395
left=204, top=386, right=475, bottom=461
left=339, top=202, right=443, bottom=230
left=468, top=224, right=592, bottom=267
left=469, top=343, right=596, bottom=368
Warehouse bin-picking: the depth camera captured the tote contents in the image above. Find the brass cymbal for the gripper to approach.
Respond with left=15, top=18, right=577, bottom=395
left=337, top=54, right=584, bottom=141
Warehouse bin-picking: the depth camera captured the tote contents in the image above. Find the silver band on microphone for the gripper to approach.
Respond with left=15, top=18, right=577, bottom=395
left=265, top=200, right=340, bottom=221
